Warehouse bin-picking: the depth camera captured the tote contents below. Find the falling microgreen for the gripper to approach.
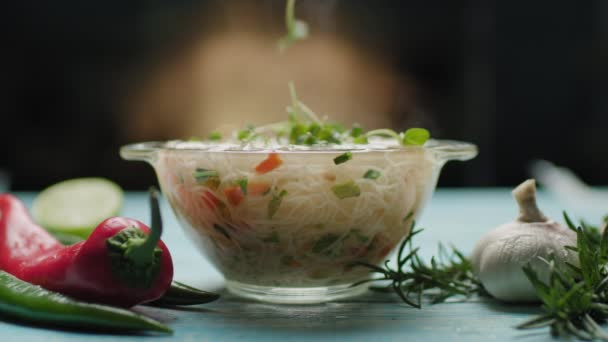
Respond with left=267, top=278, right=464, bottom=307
left=277, top=0, right=309, bottom=52
left=331, top=181, right=361, bottom=199
left=333, top=152, right=352, bottom=165
left=363, top=169, right=381, bottom=180
left=268, top=189, right=288, bottom=219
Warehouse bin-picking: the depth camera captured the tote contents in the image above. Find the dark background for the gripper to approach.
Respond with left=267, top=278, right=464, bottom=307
left=2, top=0, right=606, bottom=190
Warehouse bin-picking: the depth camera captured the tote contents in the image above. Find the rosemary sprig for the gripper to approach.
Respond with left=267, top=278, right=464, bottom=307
left=353, top=222, right=486, bottom=308
left=517, top=213, right=608, bottom=341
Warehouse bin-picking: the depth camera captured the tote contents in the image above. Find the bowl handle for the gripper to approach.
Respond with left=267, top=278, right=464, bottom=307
left=120, top=142, right=164, bottom=164
left=431, top=140, right=479, bottom=164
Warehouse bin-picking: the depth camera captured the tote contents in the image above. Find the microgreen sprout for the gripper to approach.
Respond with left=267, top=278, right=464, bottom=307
left=277, top=0, right=309, bottom=52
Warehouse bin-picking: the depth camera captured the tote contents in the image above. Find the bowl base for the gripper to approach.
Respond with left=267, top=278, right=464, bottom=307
left=226, top=281, right=369, bottom=304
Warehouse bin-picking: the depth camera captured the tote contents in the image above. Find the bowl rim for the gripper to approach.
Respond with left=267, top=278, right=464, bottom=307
left=120, top=139, right=478, bottom=163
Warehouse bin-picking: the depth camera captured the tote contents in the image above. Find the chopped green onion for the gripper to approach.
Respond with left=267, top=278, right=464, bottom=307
left=402, top=128, right=430, bottom=146
left=363, top=169, right=381, bottom=180
left=312, top=234, right=340, bottom=254
left=263, top=231, right=280, bottom=243
left=208, top=132, right=222, bottom=141
left=268, top=189, right=288, bottom=218
left=350, top=124, right=364, bottom=138
left=193, top=169, right=220, bottom=189
left=236, top=178, right=248, bottom=195
left=331, top=181, right=361, bottom=199
left=333, top=152, right=352, bottom=165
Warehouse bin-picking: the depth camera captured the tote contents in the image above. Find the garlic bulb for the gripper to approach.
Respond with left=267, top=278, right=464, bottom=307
left=471, top=179, right=578, bottom=302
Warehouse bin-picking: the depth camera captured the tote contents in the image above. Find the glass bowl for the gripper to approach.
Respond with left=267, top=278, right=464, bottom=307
left=121, top=139, right=477, bottom=304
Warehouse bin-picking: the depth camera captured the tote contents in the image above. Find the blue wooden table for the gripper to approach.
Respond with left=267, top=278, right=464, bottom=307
left=3, top=188, right=606, bottom=341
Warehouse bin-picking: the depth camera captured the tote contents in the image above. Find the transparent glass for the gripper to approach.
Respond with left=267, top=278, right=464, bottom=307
left=121, top=140, right=477, bottom=304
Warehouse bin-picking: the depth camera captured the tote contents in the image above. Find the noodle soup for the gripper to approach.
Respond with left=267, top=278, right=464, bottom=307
left=122, top=139, right=477, bottom=303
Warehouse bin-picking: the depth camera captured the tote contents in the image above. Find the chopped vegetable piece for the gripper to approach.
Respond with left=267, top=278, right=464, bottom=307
left=363, top=169, right=381, bottom=180
left=193, top=168, right=220, bottom=189
left=255, top=153, right=283, bottom=174
left=312, top=234, right=340, bottom=253
left=224, top=186, right=245, bottom=206
left=350, top=124, right=364, bottom=138
left=208, top=132, right=222, bottom=141
left=402, top=128, right=430, bottom=146
left=201, top=191, right=222, bottom=209
left=333, top=152, right=352, bottom=165
left=248, top=182, right=271, bottom=196
left=263, top=231, right=280, bottom=243
left=236, top=178, right=248, bottom=195
left=331, top=181, right=361, bottom=199
left=268, top=190, right=288, bottom=218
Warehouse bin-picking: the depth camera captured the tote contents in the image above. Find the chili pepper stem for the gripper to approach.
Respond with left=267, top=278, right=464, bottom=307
left=124, top=188, right=163, bottom=265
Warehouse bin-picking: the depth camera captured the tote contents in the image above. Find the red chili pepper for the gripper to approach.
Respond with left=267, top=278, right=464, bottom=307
left=0, top=189, right=173, bottom=307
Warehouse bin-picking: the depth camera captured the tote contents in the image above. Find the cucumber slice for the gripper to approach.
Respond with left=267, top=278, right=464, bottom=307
left=32, top=178, right=123, bottom=238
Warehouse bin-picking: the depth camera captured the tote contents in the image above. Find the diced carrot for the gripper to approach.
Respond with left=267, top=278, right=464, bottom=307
left=224, top=186, right=245, bottom=206
left=247, top=182, right=271, bottom=196
left=255, top=153, right=283, bottom=174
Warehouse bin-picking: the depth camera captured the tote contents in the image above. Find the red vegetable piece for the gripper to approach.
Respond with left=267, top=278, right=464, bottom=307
left=224, top=186, right=244, bottom=206
left=255, top=153, right=283, bottom=174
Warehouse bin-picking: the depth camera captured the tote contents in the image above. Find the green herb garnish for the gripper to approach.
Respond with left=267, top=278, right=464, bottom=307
left=515, top=213, right=608, bottom=340
left=403, top=128, right=431, bottom=146
left=331, top=181, right=361, bottom=199
left=363, top=169, right=381, bottom=180
left=268, top=189, right=288, bottom=218
left=334, top=152, right=353, bottom=165
left=277, top=0, right=309, bottom=52
left=352, top=223, right=485, bottom=308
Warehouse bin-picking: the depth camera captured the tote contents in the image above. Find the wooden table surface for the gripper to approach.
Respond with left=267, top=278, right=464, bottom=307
left=3, top=188, right=606, bottom=342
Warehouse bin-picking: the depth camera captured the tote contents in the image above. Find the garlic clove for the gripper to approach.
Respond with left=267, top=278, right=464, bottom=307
left=471, top=179, right=578, bottom=303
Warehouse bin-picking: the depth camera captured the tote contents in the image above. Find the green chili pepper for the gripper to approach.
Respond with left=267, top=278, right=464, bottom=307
left=0, top=271, right=171, bottom=333
left=148, top=281, right=220, bottom=306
